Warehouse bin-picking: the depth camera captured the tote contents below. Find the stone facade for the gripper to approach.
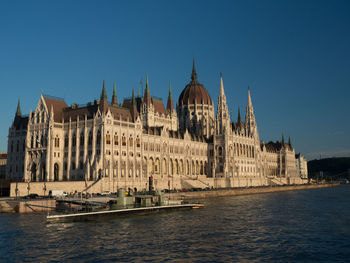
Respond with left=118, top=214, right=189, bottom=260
left=6, top=61, right=307, bottom=195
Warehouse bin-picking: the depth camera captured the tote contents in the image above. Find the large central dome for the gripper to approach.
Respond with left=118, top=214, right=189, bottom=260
left=178, top=60, right=213, bottom=106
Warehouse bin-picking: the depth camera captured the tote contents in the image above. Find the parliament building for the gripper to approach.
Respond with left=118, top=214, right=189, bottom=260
left=6, top=60, right=308, bottom=195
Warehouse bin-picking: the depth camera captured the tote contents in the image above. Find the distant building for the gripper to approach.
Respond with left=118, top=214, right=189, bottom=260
left=0, top=152, right=7, bottom=178
left=296, top=153, right=308, bottom=180
left=6, top=60, right=307, bottom=191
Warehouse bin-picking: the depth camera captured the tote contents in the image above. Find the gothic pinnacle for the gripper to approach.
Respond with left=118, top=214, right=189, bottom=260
left=16, top=98, right=22, bottom=117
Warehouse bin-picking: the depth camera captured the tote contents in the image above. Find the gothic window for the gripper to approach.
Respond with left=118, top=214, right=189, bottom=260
left=37, top=114, right=40, bottom=124
left=41, top=113, right=45, bottom=123
left=136, top=136, right=140, bottom=147
left=155, top=158, right=160, bottom=174
left=36, top=135, right=39, bottom=148
left=64, top=162, right=67, bottom=171
left=129, top=136, right=133, bottom=147
left=31, top=136, right=34, bottom=148
left=122, top=134, right=126, bottom=146
left=114, top=134, right=118, bottom=146
left=16, top=141, right=19, bottom=152
left=106, top=133, right=111, bottom=145
left=55, top=135, right=60, bottom=148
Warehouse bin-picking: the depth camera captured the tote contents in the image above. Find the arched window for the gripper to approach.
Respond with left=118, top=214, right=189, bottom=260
left=106, top=133, right=111, bottom=145
left=72, top=133, right=76, bottom=147
left=129, top=136, right=133, bottom=147
left=96, top=130, right=101, bottom=145
left=218, top=146, right=223, bottom=156
left=80, top=132, right=84, bottom=147
left=65, top=134, right=68, bottom=147
left=88, top=131, right=92, bottom=146
left=136, top=136, right=140, bottom=147
left=54, top=163, right=59, bottom=181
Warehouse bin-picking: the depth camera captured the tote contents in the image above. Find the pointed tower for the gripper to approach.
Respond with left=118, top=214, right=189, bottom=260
left=99, top=80, right=109, bottom=113
left=216, top=74, right=230, bottom=135
left=166, top=81, right=174, bottom=113
left=111, top=81, right=118, bottom=105
left=237, top=107, right=243, bottom=127
left=281, top=134, right=285, bottom=146
left=191, top=57, right=198, bottom=83
left=131, top=88, right=138, bottom=121
left=245, top=87, right=258, bottom=138
left=143, top=75, right=151, bottom=106
left=16, top=98, right=22, bottom=117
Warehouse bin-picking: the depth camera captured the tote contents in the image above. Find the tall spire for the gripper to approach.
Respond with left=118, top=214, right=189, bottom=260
left=247, top=86, right=253, bottom=109
left=245, top=86, right=259, bottom=138
left=100, top=80, right=107, bottom=101
left=216, top=73, right=230, bottom=135
left=16, top=98, right=22, bottom=117
left=219, top=73, right=225, bottom=97
left=281, top=134, right=285, bottom=146
left=288, top=136, right=292, bottom=147
left=99, top=80, right=108, bottom=113
left=111, top=80, right=118, bottom=105
left=237, top=107, right=243, bottom=126
left=166, top=80, right=174, bottom=112
left=143, top=74, right=151, bottom=106
left=191, top=57, right=198, bottom=82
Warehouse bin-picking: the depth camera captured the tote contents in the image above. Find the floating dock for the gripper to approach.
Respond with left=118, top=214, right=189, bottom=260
left=46, top=203, right=204, bottom=223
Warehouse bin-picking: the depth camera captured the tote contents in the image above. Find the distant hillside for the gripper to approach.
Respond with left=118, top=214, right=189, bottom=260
left=308, top=157, right=350, bottom=178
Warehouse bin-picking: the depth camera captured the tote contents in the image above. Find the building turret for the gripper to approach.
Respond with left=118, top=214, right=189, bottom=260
left=166, top=81, right=174, bottom=113
left=111, top=81, right=118, bottom=105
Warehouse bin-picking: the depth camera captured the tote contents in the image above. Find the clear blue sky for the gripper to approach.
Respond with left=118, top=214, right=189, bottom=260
left=0, top=0, right=349, bottom=160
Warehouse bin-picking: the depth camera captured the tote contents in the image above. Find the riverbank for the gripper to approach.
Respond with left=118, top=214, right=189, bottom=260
left=166, top=183, right=340, bottom=200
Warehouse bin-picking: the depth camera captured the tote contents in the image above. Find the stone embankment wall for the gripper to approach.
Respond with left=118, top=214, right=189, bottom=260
left=0, top=199, right=56, bottom=213
left=167, top=183, right=339, bottom=200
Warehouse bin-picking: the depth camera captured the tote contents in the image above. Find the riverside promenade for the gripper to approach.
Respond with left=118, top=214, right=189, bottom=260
left=166, top=183, right=340, bottom=200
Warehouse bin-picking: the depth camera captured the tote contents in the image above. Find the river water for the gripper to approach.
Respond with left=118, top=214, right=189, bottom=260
left=1, top=185, right=350, bottom=262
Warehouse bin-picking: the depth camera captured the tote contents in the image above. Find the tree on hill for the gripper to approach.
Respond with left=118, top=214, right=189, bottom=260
left=308, top=157, right=350, bottom=179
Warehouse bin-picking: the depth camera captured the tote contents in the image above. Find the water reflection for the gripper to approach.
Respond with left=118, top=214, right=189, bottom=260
left=1, top=185, right=350, bottom=262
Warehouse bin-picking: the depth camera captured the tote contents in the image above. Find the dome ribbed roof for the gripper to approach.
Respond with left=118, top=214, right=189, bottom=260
left=178, top=59, right=213, bottom=106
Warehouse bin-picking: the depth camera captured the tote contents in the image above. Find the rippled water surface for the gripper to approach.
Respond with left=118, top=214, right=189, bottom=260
left=1, top=185, right=350, bottom=262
